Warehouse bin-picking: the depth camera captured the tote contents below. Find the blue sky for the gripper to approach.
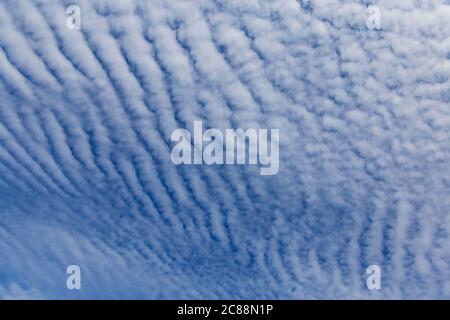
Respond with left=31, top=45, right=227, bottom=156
left=0, top=0, right=449, bottom=299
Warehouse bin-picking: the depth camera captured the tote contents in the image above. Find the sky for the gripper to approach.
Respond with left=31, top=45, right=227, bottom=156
left=0, top=0, right=449, bottom=299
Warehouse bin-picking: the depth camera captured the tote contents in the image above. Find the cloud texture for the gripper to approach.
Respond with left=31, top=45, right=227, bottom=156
left=0, top=0, right=450, bottom=299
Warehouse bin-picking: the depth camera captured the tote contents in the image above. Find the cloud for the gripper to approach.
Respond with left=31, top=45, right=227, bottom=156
left=0, top=0, right=449, bottom=299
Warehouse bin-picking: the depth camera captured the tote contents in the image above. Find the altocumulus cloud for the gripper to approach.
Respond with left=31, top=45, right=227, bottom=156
left=0, top=0, right=449, bottom=299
